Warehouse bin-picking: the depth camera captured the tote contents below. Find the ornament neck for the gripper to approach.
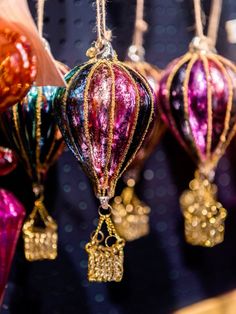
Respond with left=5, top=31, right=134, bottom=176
left=86, top=0, right=116, bottom=60
left=99, top=196, right=110, bottom=209
left=197, top=165, right=216, bottom=183
left=33, top=183, right=44, bottom=201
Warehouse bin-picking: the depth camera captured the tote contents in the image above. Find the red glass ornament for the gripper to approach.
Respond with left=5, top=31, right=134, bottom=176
left=0, top=20, right=37, bottom=111
left=0, top=146, right=17, bottom=176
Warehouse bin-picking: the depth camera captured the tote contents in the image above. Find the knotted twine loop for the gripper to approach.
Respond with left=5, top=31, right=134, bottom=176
left=86, top=0, right=113, bottom=59
left=191, top=0, right=222, bottom=52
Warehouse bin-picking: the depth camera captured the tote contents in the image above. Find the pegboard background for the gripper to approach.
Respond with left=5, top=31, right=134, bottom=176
left=2, top=1, right=236, bottom=313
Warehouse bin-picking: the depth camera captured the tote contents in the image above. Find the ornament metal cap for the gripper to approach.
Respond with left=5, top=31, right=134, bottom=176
left=127, top=45, right=145, bottom=62
left=99, top=196, right=110, bottom=209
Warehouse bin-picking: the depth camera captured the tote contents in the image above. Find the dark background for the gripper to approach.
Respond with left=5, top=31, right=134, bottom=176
left=2, top=0, right=236, bottom=313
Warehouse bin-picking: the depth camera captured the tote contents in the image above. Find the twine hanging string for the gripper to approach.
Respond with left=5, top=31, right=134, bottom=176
left=96, top=0, right=111, bottom=47
left=193, top=0, right=204, bottom=38
left=132, top=0, right=148, bottom=49
left=207, top=0, right=222, bottom=47
left=193, top=0, right=222, bottom=49
left=37, top=0, right=46, bottom=38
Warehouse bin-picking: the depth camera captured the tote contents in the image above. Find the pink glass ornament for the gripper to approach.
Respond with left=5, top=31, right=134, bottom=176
left=54, top=58, right=154, bottom=199
left=0, top=189, right=25, bottom=304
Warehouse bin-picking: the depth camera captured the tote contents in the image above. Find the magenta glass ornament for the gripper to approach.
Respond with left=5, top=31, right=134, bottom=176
left=54, top=54, right=154, bottom=199
left=0, top=147, right=17, bottom=176
left=159, top=46, right=236, bottom=172
left=159, top=39, right=236, bottom=247
left=0, top=189, right=25, bottom=304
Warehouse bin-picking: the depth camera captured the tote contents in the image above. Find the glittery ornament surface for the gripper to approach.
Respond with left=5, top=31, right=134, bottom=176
left=0, top=20, right=37, bottom=111
left=159, top=52, right=236, bottom=169
left=1, top=85, right=64, bottom=184
left=188, top=60, right=208, bottom=155
left=54, top=60, right=154, bottom=198
left=125, top=61, right=160, bottom=97
left=124, top=61, right=165, bottom=178
left=0, top=146, right=17, bottom=176
left=0, top=189, right=25, bottom=304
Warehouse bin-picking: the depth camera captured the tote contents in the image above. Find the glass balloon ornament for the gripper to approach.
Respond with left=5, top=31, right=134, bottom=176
left=112, top=0, right=165, bottom=242
left=112, top=64, right=164, bottom=241
left=54, top=0, right=154, bottom=280
left=159, top=34, right=236, bottom=247
left=0, top=19, right=37, bottom=111
left=0, top=189, right=25, bottom=305
left=0, top=62, right=68, bottom=261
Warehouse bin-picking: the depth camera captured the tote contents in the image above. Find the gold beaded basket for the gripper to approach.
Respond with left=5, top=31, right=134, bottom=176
left=85, top=206, right=125, bottom=282
left=23, top=199, right=58, bottom=261
left=112, top=185, right=150, bottom=241
left=180, top=171, right=227, bottom=247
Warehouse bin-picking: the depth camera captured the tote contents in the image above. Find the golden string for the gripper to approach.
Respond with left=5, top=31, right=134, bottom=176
left=103, top=62, right=115, bottom=196
left=113, top=62, right=154, bottom=195
left=132, top=0, right=148, bottom=48
left=183, top=53, right=202, bottom=161
left=35, top=87, right=43, bottom=184
left=201, top=54, right=213, bottom=160
left=37, top=0, right=46, bottom=38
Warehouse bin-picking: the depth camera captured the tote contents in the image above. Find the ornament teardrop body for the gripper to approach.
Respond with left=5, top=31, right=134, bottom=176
left=54, top=59, right=154, bottom=198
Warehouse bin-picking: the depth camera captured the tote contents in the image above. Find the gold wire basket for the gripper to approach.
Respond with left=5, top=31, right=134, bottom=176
left=23, top=199, right=58, bottom=261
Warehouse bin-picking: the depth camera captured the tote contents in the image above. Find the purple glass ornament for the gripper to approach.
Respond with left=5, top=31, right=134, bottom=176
left=159, top=51, right=236, bottom=169
left=54, top=60, right=154, bottom=198
left=0, top=189, right=25, bottom=304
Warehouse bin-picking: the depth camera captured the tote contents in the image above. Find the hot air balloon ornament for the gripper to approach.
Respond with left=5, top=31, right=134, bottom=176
left=1, top=61, right=67, bottom=262
left=0, top=0, right=67, bottom=261
left=159, top=0, right=234, bottom=247
left=54, top=0, right=154, bottom=282
left=112, top=0, right=165, bottom=242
